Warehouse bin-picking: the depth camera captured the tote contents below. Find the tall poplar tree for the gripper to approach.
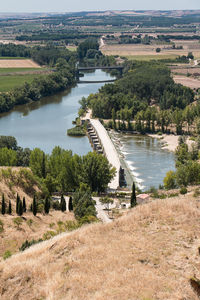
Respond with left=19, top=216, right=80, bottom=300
left=8, top=200, right=12, bottom=215
left=68, top=196, right=73, bottom=211
left=17, top=200, right=23, bottom=216
left=16, top=193, right=20, bottom=214
left=44, top=196, right=50, bottom=214
left=61, top=194, right=66, bottom=212
left=23, top=197, right=26, bottom=213
left=32, top=195, right=37, bottom=216
left=131, top=181, right=137, bottom=208
left=1, top=194, right=5, bottom=215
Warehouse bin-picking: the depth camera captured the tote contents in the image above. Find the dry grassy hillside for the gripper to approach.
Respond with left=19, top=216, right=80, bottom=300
left=0, top=167, right=41, bottom=206
left=0, top=196, right=200, bottom=300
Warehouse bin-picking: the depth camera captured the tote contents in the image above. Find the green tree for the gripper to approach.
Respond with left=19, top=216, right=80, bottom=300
left=8, top=200, right=12, bottom=215
left=81, top=152, right=116, bottom=192
left=32, top=195, right=37, bottom=216
left=30, top=148, right=45, bottom=178
left=130, top=182, right=137, bottom=207
left=23, top=197, right=26, bottom=213
left=42, top=151, right=46, bottom=178
left=1, top=194, right=5, bottom=215
left=0, top=147, right=17, bottom=166
left=44, top=196, right=50, bottom=214
left=68, top=196, right=73, bottom=211
left=73, top=187, right=96, bottom=219
left=16, top=193, right=20, bottom=214
left=163, top=170, right=177, bottom=189
left=17, top=200, right=23, bottom=216
left=60, top=194, right=66, bottom=212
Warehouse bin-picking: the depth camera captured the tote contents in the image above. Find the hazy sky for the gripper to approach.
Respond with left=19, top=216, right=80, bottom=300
left=0, top=0, right=199, bottom=13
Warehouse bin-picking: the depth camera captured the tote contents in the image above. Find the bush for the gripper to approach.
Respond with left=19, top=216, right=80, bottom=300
left=52, top=200, right=60, bottom=210
left=0, top=219, right=4, bottom=233
left=3, top=250, right=12, bottom=260
left=78, top=215, right=98, bottom=225
left=67, top=126, right=85, bottom=136
left=180, top=187, right=188, bottom=195
left=163, top=170, right=177, bottom=189
left=19, top=239, right=43, bottom=251
left=43, top=230, right=56, bottom=240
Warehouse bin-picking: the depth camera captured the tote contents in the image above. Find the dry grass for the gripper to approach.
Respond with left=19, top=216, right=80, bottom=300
left=0, top=195, right=200, bottom=299
left=0, top=211, right=75, bottom=257
left=102, top=41, right=200, bottom=59
left=0, top=59, right=40, bottom=68
left=0, top=167, right=40, bottom=207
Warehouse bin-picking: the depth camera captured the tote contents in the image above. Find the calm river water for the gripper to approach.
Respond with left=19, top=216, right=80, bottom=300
left=0, top=69, right=175, bottom=190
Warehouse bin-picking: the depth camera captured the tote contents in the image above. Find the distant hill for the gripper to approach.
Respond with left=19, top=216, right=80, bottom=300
left=0, top=195, right=199, bottom=299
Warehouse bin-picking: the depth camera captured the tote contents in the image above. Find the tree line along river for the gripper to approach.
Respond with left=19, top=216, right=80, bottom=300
left=0, top=70, right=175, bottom=190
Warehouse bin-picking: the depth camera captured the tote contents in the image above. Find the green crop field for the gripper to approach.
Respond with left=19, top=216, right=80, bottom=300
left=0, top=57, right=28, bottom=60
left=0, top=68, right=43, bottom=73
left=0, top=74, right=41, bottom=92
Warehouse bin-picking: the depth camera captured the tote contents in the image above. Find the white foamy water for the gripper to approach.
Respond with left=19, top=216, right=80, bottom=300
left=111, top=132, right=175, bottom=191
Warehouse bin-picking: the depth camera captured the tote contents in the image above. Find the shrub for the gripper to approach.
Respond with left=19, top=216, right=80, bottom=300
left=0, top=219, right=4, bottom=233
left=193, top=188, right=200, bottom=197
left=19, top=239, right=43, bottom=251
left=43, top=231, right=56, bottom=240
left=3, top=250, right=12, bottom=260
left=79, top=215, right=98, bottom=225
left=13, top=217, right=23, bottom=229
left=180, top=187, right=188, bottom=195
left=163, top=170, right=177, bottom=189
left=52, top=200, right=60, bottom=210
left=26, top=219, right=33, bottom=227
left=65, top=220, right=80, bottom=231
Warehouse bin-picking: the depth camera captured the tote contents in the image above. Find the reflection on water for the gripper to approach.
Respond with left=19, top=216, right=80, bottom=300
left=0, top=70, right=114, bottom=155
left=111, top=132, right=175, bottom=191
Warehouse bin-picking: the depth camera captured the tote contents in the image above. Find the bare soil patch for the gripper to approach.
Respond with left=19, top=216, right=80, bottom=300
left=0, top=59, right=41, bottom=68
left=173, top=75, right=200, bottom=89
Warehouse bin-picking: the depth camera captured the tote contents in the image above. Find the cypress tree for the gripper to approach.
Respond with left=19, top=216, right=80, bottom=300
left=8, top=200, right=12, bottom=215
left=42, top=152, right=46, bottom=178
left=16, top=193, right=20, bottom=214
left=17, top=200, right=23, bottom=216
left=61, top=194, right=66, bottom=212
left=30, top=204, right=33, bottom=212
left=44, top=196, right=50, bottom=214
left=131, top=181, right=137, bottom=208
left=23, top=197, right=26, bottom=213
left=1, top=194, right=5, bottom=215
left=32, top=195, right=37, bottom=216
left=68, top=196, right=73, bottom=211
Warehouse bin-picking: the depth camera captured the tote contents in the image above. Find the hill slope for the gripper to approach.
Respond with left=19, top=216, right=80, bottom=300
left=0, top=196, right=200, bottom=300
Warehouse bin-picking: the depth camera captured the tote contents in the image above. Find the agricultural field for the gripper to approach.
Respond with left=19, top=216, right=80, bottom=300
left=173, top=75, right=200, bottom=89
left=101, top=40, right=200, bottom=60
left=0, top=59, right=40, bottom=68
left=0, top=74, right=41, bottom=92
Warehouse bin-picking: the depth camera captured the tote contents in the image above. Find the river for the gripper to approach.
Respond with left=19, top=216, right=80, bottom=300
left=0, top=69, right=175, bottom=190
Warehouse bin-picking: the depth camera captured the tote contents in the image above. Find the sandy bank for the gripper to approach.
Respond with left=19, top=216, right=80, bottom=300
left=148, top=133, right=194, bottom=152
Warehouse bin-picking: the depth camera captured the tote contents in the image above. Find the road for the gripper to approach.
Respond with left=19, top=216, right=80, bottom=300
left=93, top=197, right=115, bottom=223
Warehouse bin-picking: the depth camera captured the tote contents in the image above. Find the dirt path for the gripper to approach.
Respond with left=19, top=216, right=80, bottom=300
left=93, top=197, right=114, bottom=223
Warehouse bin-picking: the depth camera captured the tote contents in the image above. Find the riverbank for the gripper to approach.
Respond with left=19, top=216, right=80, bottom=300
left=148, top=133, right=194, bottom=152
